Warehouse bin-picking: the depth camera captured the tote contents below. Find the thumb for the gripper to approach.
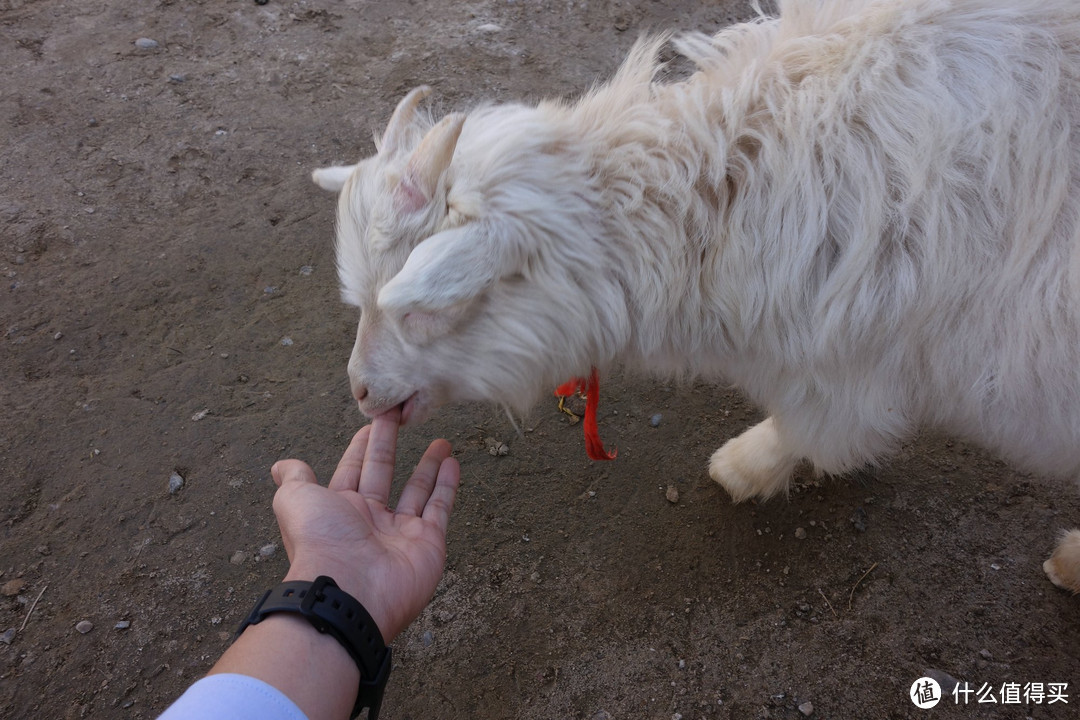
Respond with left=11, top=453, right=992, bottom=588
left=271, top=459, right=317, bottom=488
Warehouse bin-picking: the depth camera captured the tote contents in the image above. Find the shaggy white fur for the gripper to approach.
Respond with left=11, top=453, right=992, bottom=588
left=315, top=0, right=1080, bottom=591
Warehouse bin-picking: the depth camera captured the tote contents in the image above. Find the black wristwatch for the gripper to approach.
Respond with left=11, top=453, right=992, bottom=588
left=236, top=575, right=392, bottom=720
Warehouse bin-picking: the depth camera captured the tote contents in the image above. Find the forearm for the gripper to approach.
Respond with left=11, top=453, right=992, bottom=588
left=208, top=612, right=360, bottom=720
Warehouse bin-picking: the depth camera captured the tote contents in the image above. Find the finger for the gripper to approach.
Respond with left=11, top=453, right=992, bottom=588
left=328, top=425, right=372, bottom=492
left=359, top=406, right=401, bottom=505
left=395, top=439, right=453, bottom=517
left=271, top=459, right=317, bottom=488
left=420, top=456, right=460, bottom=535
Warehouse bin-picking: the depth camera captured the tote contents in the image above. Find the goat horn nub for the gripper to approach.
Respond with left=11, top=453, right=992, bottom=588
left=381, top=85, right=433, bottom=154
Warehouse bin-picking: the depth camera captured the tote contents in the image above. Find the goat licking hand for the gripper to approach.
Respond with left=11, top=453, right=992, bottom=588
left=314, top=0, right=1080, bottom=593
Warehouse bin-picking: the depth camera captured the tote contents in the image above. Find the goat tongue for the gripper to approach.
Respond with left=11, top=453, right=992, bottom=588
left=554, top=367, right=617, bottom=461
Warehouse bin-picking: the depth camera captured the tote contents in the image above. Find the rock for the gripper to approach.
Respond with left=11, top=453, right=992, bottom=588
left=280, top=336, right=294, bottom=346
left=75, top=620, right=94, bottom=634
left=849, top=506, right=868, bottom=532
left=114, top=621, right=131, bottom=630
left=477, top=23, right=502, bottom=33
left=794, top=527, right=808, bottom=540
left=168, top=472, right=185, bottom=494
left=649, top=413, right=663, bottom=427
left=923, top=668, right=961, bottom=695
left=230, top=550, right=249, bottom=565
left=190, top=408, right=209, bottom=422
left=665, top=485, right=680, bottom=503
left=0, top=628, right=15, bottom=644
left=299, top=265, right=314, bottom=276
left=978, top=648, right=992, bottom=660
left=168, top=74, right=187, bottom=84
left=421, top=630, right=434, bottom=647
left=1, top=578, right=25, bottom=597
left=259, top=543, right=277, bottom=558
left=798, top=701, right=814, bottom=716
left=134, top=38, right=159, bottom=49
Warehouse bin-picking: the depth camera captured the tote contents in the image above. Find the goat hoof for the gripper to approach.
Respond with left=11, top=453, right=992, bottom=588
left=1044, top=530, right=1080, bottom=593
left=708, top=419, right=796, bottom=502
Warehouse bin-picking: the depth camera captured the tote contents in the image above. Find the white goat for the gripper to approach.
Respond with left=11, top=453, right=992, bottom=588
left=314, top=0, right=1080, bottom=592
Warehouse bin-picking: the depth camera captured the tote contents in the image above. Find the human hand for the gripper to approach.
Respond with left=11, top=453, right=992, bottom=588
left=270, top=406, right=460, bottom=643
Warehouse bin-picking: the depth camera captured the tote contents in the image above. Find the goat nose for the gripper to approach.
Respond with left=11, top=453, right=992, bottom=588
left=351, top=379, right=369, bottom=403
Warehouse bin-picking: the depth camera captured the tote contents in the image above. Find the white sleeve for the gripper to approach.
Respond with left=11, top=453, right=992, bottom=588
left=157, top=673, right=309, bottom=720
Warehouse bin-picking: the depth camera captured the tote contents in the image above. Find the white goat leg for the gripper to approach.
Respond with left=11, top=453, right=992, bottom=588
left=1044, top=530, right=1080, bottom=593
left=709, top=417, right=798, bottom=502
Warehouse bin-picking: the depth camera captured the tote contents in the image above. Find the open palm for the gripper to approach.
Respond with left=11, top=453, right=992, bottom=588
left=270, top=406, right=460, bottom=643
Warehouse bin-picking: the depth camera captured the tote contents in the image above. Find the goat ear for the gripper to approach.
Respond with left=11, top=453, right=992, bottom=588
left=377, top=222, right=518, bottom=315
left=393, top=113, right=466, bottom=214
left=380, top=85, right=432, bottom=155
left=311, top=165, right=356, bottom=192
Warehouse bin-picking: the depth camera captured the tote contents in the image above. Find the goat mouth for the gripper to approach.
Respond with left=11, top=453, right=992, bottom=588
left=400, top=391, right=422, bottom=425
left=358, top=391, right=428, bottom=425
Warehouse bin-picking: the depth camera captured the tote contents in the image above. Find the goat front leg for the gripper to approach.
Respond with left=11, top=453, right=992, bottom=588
left=709, top=417, right=798, bottom=502
left=1044, top=529, right=1080, bottom=593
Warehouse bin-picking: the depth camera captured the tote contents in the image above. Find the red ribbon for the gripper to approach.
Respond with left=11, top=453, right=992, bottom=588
left=554, top=367, right=617, bottom=461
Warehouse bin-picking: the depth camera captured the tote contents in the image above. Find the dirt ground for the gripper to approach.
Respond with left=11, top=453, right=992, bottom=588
left=2, top=1, right=1079, bottom=718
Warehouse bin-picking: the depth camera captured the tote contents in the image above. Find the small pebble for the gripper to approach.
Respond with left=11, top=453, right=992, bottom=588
left=280, top=337, right=294, bottom=346
left=477, top=23, right=502, bottom=33
left=649, top=413, right=663, bottom=427
left=259, top=543, right=277, bottom=558
left=798, top=701, right=814, bottom=716
left=978, top=648, right=992, bottom=660
left=849, top=506, right=868, bottom=532
left=1, top=578, right=25, bottom=597
left=168, top=472, right=184, bottom=494
left=230, top=550, right=249, bottom=565
left=115, top=621, right=131, bottom=630
left=0, top=628, right=15, bottom=645
left=191, top=408, right=209, bottom=422
left=421, top=630, right=434, bottom=647
left=168, top=74, right=186, bottom=84
left=794, top=527, right=807, bottom=540
left=923, top=668, right=961, bottom=695
left=134, top=38, right=159, bottom=49
left=299, top=265, right=313, bottom=276
left=53, top=332, right=62, bottom=340
left=665, top=485, right=679, bottom=503
left=75, top=620, right=94, bottom=634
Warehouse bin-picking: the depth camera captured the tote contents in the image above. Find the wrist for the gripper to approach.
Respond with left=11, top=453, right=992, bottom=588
left=283, top=559, right=397, bottom=643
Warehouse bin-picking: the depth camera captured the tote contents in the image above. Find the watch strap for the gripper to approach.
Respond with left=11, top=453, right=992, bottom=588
left=237, top=576, right=391, bottom=720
